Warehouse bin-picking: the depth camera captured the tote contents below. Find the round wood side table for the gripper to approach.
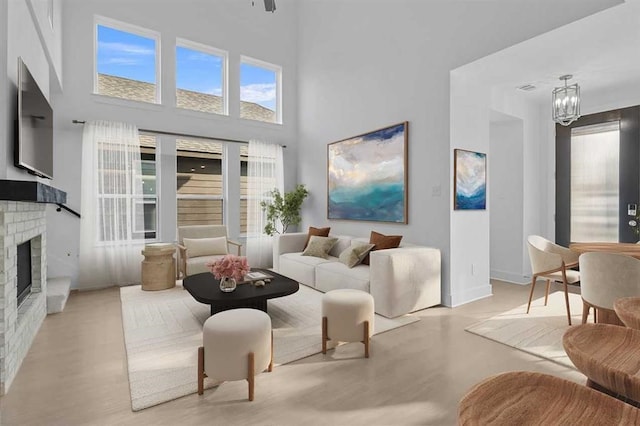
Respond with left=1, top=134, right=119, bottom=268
left=141, top=243, right=176, bottom=291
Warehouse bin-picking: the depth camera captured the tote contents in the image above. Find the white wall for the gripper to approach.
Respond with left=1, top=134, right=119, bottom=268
left=297, top=0, right=617, bottom=307
left=27, top=0, right=63, bottom=89
left=0, top=1, right=8, bottom=180
left=51, top=0, right=299, bottom=288
left=489, top=115, right=524, bottom=283
left=5, top=0, right=62, bottom=180
left=2, top=0, right=64, bottom=286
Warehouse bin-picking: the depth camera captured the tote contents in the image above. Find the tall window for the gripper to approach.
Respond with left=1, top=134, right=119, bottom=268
left=240, top=144, right=249, bottom=234
left=96, top=133, right=157, bottom=242
left=240, top=56, right=281, bottom=124
left=570, top=122, right=620, bottom=242
left=176, top=139, right=224, bottom=226
left=176, top=39, right=227, bottom=115
left=139, top=134, right=158, bottom=239
left=95, top=16, right=160, bottom=103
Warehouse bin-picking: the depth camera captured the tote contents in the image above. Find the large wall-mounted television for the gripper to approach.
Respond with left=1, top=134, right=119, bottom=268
left=15, top=57, right=54, bottom=179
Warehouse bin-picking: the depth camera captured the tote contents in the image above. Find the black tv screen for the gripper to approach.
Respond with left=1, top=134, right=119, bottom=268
left=16, top=57, right=53, bottom=179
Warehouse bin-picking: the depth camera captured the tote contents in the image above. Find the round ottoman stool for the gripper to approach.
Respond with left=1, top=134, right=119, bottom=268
left=322, top=289, right=374, bottom=358
left=198, top=308, right=273, bottom=401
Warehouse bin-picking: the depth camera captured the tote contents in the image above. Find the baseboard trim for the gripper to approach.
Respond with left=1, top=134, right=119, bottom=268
left=490, top=269, right=529, bottom=285
left=450, top=284, right=493, bottom=307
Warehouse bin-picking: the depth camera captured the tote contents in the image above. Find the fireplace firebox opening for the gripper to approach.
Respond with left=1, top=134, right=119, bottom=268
left=16, top=240, right=32, bottom=306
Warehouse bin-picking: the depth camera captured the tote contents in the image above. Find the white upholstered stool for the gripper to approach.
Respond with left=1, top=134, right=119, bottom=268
left=322, top=289, right=374, bottom=358
left=198, top=308, right=273, bottom=401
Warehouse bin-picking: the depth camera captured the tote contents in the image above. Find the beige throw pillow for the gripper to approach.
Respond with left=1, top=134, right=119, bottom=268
left=339, top=243, right=375, bottom=268
left=183, top=236, right=228, bottom=257
left=301, top=236, right=338, bottom=259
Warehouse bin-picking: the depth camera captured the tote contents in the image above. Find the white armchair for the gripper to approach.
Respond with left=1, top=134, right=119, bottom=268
left=177, top=225, right=242, bottom=278
left=526, top=235, right=580, bottom=325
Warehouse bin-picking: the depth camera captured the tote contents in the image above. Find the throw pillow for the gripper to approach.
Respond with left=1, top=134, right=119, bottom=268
left=361, top=231, right=403, bottom=265
left=302, top=236, right=338, bottom=259
left=339, top=243, right=376, bottom=268
left=304, top=226, right=331, bottom=249
left=183, top=236, right=228, bottom=258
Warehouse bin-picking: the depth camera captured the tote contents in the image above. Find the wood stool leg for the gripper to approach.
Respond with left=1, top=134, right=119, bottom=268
left=268, top=331, right=273, bottom=372
left=561, top=270, right=572, bottom=326
left=363, top=320, right=370, bottom=358
left=526, top=275, right=537, bottom=314
left=544, top=279, right=551, bottom=306
left=247, top=352, right=255, bottom=401
left=322, top=316, right=328, bottom=354
left=197, top=346, right=205, bottom=395
left=582, top=300, right=590, bottom=324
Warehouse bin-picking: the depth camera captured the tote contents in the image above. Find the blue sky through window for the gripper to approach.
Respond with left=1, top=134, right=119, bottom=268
left=176, top=46, right=222, bottom=96
left=97, top=25, right=156, bottom=84
left=240, top=62, right=277, bottom=111
left=97, top=25, right=278, bottom=112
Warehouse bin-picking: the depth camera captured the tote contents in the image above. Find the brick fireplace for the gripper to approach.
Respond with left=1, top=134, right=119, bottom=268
left=0, top=180, right=66, bottom=395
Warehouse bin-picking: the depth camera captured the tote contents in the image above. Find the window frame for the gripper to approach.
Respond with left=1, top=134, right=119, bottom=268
left=176, top=138, right=226, bottom=228
left=175, top=38, right=229, bottom=116
left=239, top=55, right=282, bottom=125
left=94, top=133, right=159, bottom=245
left=93, top=15, right=162, bottom=104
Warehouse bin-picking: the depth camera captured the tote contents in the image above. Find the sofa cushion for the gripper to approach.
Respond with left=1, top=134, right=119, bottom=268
left=304, top=226, right=331, bottom=249
left=279, top=252, right=337, bottom=287
left=302, top=236, right=338, bottom=259
left=339, top=243, right=375, bottom=268
left=183, top=237, right=228, bottom=257
left=315, top=261, right=370, bottom=293
left=362, top=231, right=403, bottom=265
left=329, top=235, right=353, bottom=258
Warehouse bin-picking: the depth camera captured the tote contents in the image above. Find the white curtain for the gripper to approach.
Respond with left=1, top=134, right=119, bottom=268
left=78, top=121, right=145, bottom=288
left=246, top=140, right=284, bottom=268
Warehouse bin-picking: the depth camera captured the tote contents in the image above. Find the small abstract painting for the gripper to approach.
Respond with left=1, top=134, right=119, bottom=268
left=328, top=122, right=408, bottom=223
left=454, top=149, right=486, bottom=210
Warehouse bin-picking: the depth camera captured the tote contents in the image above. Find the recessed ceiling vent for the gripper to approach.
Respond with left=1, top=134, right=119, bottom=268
left=517, top=84, right=537, bottom=91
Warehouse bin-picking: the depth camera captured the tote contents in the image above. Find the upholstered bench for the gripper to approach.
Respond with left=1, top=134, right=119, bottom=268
left=322, top=289, right=374, bottom=358
left=563, top=323, right=640, bottom=404
left=198, top=308, right=273, bottom=401
left=458, top=371, right=640, bottom=425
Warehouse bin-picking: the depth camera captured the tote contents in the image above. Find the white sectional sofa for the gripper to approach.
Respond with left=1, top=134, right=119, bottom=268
left=273, top=233, right=441, bottom=318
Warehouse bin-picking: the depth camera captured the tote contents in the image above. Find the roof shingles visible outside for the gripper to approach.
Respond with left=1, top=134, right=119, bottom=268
left=97, top=74, right=277, bottom=123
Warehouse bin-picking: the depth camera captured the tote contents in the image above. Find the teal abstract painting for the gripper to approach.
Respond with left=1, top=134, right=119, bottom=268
left=454, top=149, right=486, bottom=210
left=328, top=122, right=408, bottom=223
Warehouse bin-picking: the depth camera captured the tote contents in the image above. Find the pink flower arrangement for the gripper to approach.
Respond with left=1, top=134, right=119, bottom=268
left=205, top=255, right=250, bottom=281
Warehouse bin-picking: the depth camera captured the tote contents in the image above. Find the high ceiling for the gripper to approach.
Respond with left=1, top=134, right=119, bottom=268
left=455, top=0, right=640, bottom=107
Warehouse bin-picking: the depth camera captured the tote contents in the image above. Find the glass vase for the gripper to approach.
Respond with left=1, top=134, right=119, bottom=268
left=219, top=276, right=237, bottom=293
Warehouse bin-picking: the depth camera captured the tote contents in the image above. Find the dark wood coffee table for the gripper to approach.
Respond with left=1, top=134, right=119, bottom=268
left=183, top=269, right=299, bottom=316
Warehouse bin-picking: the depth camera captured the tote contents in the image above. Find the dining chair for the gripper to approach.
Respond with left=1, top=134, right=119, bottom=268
left=526, top=235, right=580, bottom=325
left=579, top=252, right=640, bottom=325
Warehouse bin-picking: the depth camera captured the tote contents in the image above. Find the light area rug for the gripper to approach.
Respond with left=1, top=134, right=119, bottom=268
left=465, top=291, right=585, bottom=370
left=120, top=282, right=418, bottom=411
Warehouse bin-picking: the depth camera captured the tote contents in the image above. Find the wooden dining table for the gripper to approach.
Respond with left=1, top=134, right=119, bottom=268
left=569, top=242, right=640, bottom=260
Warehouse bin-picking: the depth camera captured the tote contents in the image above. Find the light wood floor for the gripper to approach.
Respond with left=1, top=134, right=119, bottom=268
left=0, top=281, right=585, bottom=425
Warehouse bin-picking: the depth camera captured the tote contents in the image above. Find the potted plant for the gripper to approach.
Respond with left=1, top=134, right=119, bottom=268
left=261, top=184, right=309, bottom=236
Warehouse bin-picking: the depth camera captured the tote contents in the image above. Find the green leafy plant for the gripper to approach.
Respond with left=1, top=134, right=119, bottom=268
left=261, top=184, right=309, bottom=236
